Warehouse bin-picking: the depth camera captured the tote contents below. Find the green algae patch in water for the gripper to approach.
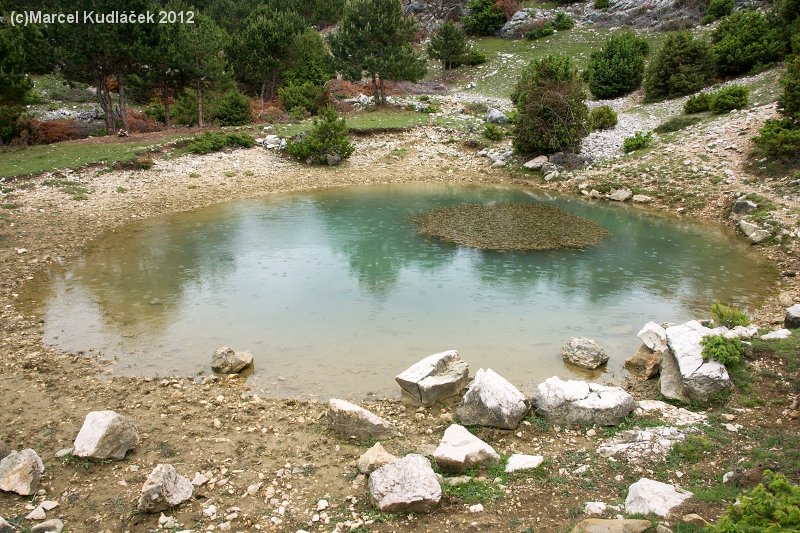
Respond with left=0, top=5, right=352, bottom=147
left=413, top=203, right=609, bottom=251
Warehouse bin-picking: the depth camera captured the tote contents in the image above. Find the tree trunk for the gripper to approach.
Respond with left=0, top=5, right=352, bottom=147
left=97, top=73, right=114, bottom=134
left=161, top=80, right=171, bottom=128
left=117, top=73, right=129, bottom=132
left=260, top=80, right=267, bottom=106
left=268, top=72, right=278, bottom=102
left=371, top=74, right=379, bottom=106
left=197, top=79, right=204, bottom=127
left=379, top=78, right=386, bottom=106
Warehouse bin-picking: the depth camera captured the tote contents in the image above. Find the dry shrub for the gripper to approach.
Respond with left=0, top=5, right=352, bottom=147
left=495, top=0, right=522, bottom=20
left=36, top=119, right=82, bottom=143
left=127, top=111, right=163, bottom=134
left=253, top=103, right=288, bottom=124
left=333, top=100, right=354, bottom=113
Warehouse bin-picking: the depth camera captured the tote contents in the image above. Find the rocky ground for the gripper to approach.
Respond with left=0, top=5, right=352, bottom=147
left=1, top=107, right=799, bottom=532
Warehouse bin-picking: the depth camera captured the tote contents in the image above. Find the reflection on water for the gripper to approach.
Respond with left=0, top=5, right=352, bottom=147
left=31, top=183, right=777, bottom=399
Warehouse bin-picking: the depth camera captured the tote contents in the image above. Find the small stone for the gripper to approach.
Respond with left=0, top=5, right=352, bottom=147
left=40, top=500, right=58, bottom=511
left=505, top=454, right=544, bottom=473
left=357, top=442, right=398, bottom=475
left=327, top=399, right=398, bottom=440
left=785, top=304, right=800, bottom=329
left=191, top=473, right=209, bottom=486
left=72, top=410, right=139, bottom=460
left=632, top=195, right=652, bottom=203
left=433, top=424, right=500, bottom=473
left=625, top=345, right=661, bottom=380
left=211, top=347, right=253, bottom=374
left=571, top=519, right=652, bottom=533
left=523, top=156, right=548, bottom=170
left=584, top=501, right=607, bottom=516
left=682, top=514, right=709, bottom=526
left=31, top=519, right=65, bottom=533
left=456, top=368, right=528, bottom=430
left=395, top=350, right=470, bottom=406
left=469, top=503, right=484, bottom=513
left=137, top=464, right=193, bottom=513
left=0, top=448, right=45, bottom=496
left=367, top=454, right=441, bottom=513
left=561, top=337, right=609, bottom=369
left=26, top=506, right=46, bottom=520
left=607, top=189, right=632, bottom=202
left=625, top=478, right=692, bottom=517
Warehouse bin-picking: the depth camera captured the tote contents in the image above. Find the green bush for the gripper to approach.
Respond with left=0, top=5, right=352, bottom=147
left=462, top=48, right=488, bottom=66
left=711, top=303, right=751, bottom=328
left=215, top=90, right=252, bottom=126
left=779, top=54, right=800, bottom=124
left=553, top=12, right=575, bottom=31
left=684, top=92, right=712, bottom=114
left=590, top=105, right=618, bottom=130
left=143, top=100, right=166, bottom=123
left=0, top=106, right=25, bottom=145
left=512, top=54, right=590, bottom=155
left=654, top=115, right=703, bottom=133
left=709, top=85, right=749, bottom=114
left=753, top=118, right=800, bottom=157
left=712, top=10, right=788, bottom=76
left=172, top=89, right=200, bottom=126
left=483, top=123, right=504, bottom=141
left=594, top=0, right=609, bottom=8
left=702, top=0, right=733, bottom=24
left=585, top=30, right=650, bottom=99
left=285, top=105, right=354, bottom=165
left=701, top=334, right=744, bottom=367
left=525, top=23, right=555, bottom=40
left=278, top=81, right=331, bottom=116
left=622, top=131, right=652, bottom=153
left=186, top=132, right=256, bottom=155
left=462, top=0, right=507, bottom=36
left=644, top=31, right=715, bottom=101
left=711, top=472, right=800, bottom=532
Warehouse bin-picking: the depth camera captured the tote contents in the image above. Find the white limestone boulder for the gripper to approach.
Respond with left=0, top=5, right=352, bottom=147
left=634, top=400, right=707, bottom=426
left=637, top=322, right=668, bottom=352
left=395, top=350, right=469, bottom=406
left=456, top=369, right=528, bottom=429
left=571, top=519, right=652, bottom=533
left=505, top=454, right=544, bottom=473
left=785, top=303, right=800, bottom=329
left=761, top=329, right=792, bottom=340
left=357, top=442, right=398, bottom=475
left=0, top=449, right=44, bottom=496
left=561, top=338, right=609, bottom=370
left=433, top=424, right=500, bottom=473
left=72, top=410, right=139, bottom=460
left=367, top=454, right=441, bottom=513
left=137, top=464, right=193, bottom=513
left=211, top=347, right=253, bottom=374
left=597, top=426, right=692, bottom=463
left=625, top=478, right=692, bottom=517
left=327, top=399, right=398, bottom=440
left=664, top=321, right=732, bottom=402
left=533, top=376, right=635, bottom=426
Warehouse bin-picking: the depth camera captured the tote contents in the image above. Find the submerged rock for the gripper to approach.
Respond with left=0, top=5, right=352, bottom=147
left=368, top=454, right=441, bottom=513
left=211, top=347, right=253, bottom=374
left=533, top=376, right=635, bottom=426
left=137, top=464, right=193, bottom=513
left=433, top=424, right=499, bottom=473
left=0, top=449, right=45, bottom=496
left=73, top=410, right=139, bottom=460
left=413, top=203, right=609, bottom=251
left=395, top=350, right=469, bottom=406
left=327, top=399, right=398, bottom=440
left=561, top=337, right=609, bottom=369
left=625, top=478, right=692, bottom=517
left=456, top=368, right=528, bottom=429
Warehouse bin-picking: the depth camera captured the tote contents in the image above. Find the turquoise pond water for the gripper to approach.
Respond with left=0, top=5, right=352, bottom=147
left=34, top=182, right=776, bottom=399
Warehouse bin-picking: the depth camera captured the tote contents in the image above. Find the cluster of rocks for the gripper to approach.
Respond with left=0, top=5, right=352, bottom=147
left=580, top=0, right=707, bottom=30
left=1, top=410, right=194, bottom=529
left=497, top=9, right=561, bottom=39
left=403, top=0, right=465, bottom=32
left=729, top=195, right=775, bottom=244
left=256, top=134, right=286, bottom=151
left=522, top=151, right=591, bottom=181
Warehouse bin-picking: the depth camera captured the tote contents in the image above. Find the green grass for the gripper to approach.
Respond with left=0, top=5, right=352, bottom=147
left=441, top=478, right=505, bottom=503
left=272, top=109, right=433, bottom=139
left=0, top=136, right=183, bottom=178
left=1, top=202, right=21, bottom=209
left=43, top=178, right=89, bottom=200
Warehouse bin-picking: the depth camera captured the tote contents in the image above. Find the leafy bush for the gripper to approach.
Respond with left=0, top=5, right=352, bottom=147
left=701, top=334, right=744, bottom=367
left=702, top=0, right=733, bottom=24
left=711, top=303, right=751, bottom=328
left=186, top=132, right=256, bottom=155
left=172, top=89, right=200, bottom=126
left=644, top=31, right=715, bottom=101
left=525, top=22, right=555, bottom=40
left=215, top=90, right=252, bottom=126
left=711, top=10, right=788, bottom=76
left=753, top=119, right=800, bottom=157
left=483, top=123, right=504, bottom=140
left=463, top=0, right=507, bottom=36
left=554, top=12, right=575, bottom=31
left=622, top=131, right=652, bottom=153
left=462, top=48, right=488, bottom=66
left=285, top=106, right=354, bottom=165
left=779, top=54, right=800, bottom=124
left=711, top=472, right=800, bottom=532
left=278, top=81, right=331, bottom=116
left=585, top=30, right=650, bottom=99
left=654, top=115, right=703, bottom=133
left=594, top=0, right=609, bottom=8
left=512, top=54, right=590, bottom=155
left=684, top=92, right=712, bottom=114
left=709, top=85, right=749, bottom=114
left=590, top=105, right=618, bottom=130
left=143, top=100, right=166, bottom=124
left=429, top=21, right=469, bottom=69
left=0, top=106, right=25, bottom=145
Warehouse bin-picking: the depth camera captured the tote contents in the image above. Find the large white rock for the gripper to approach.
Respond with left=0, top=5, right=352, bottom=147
left=785, top=304, right=800, bottom=329
left=637, top=322, right=668, bottom=352
left=597, top=426, right=692, bottom=463
left=395, top=350, right=469, bottom=406
left=665, top=321, right=732, bottom=402
left=327, top=399, right=398, bottom=440
left=505, top=454, right=544, bottom=473
left=561, top=338, right=610, bottom=370
left=0, top=517, right=13, bottom=533
left=761, top=329, right=792, bottom=340
left=634, top=400, right=707, bottom=426
left=485, top=108, right=507, bottom=124
left=72, top=410, right=139, bottom=460
left=523, top=155, right=548, bottom=170
left=570, top=519, right=652, bottom=533
left=625, top=478, right=692, bottom=517
left=367, top=454, right=441, bottom=513
left=456, top=369, right=528, bottom=429
left=211, top=347, right=253, bottom=374
left=533, top=377, right=635, bottom=426
left=0, top=449, right=44, bottom=496
left=433, top=424, right=500, bottom=473
left=357, top=442, right=398, bottom=475
left=137, top=464, right=193, bottom=513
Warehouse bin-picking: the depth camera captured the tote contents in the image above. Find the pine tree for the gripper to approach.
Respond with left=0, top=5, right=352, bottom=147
left=429, top=22, right=469, bottom=70
left=584, top=30, right=649, bottom=100
left=328, top=0, right=427, bottom=105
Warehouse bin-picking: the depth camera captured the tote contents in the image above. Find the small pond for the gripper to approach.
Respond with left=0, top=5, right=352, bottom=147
left=31, top=183, right=776, bottom=399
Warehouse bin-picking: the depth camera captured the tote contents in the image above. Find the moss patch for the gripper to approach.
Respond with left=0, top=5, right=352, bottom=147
left=412, top=203, right=609, bottom=251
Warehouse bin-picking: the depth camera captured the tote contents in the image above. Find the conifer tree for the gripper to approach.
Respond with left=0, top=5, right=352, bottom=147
left=429, top=22, right=469, bottom=70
